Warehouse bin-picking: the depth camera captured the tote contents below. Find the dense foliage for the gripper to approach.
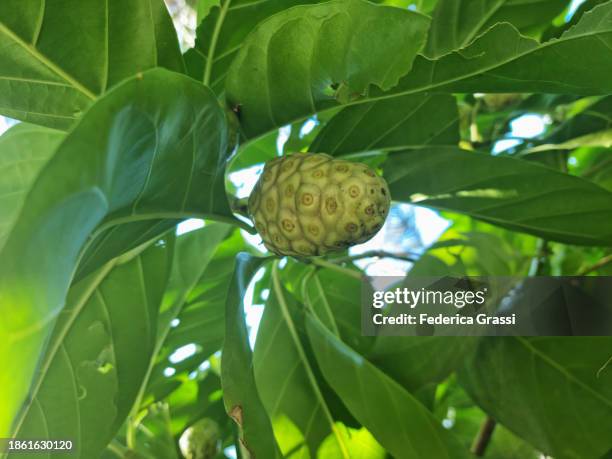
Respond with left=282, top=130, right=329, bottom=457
left=1, top=0, right=611, bottom=457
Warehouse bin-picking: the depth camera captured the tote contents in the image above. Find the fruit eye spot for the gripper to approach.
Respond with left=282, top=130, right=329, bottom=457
left=301, top=193, right=314, bottom=205
left=349, top=186, right=360, bottom=198
left=381, top=188, right=387, bottom=196
left=365, top=205, right=375, bottom=216
left=308, top=225, right=319, bottom=236
left=266, top=198, right=275, bottom=212
left=260, top=228, right=267, bottom=236
left=285, top=185, right=294, bottom=197
left=282, top=219, right=295, bottom=231
left=263, top=172, right=272, bottom=182
left=364, top=170, right=375, bottom=177
left=325, top=198, right=338, bottom=213
left=274, top=235, right=281, bottom=243
left=312, top=170, right=324, bottom=178
left=335, top=165, right=348, bottom=172
left=346, top=223, right=358, bottom=233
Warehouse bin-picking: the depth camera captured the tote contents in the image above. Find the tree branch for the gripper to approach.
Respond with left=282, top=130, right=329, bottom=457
left=330, top=250, right=418, bottom=264
left=528, top=239, right=550, bottom=276
left=471, top=416, right=497, bottom=456
left=578, top=253, right=612, bottom=276
left=309, top=258, right=363, bottom=280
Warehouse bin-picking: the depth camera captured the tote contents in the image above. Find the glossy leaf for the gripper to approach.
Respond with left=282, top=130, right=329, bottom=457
left=317, top=424, right=385, bottom=458
left=162, top=224, right=234, bottom=316
left=143, top=225, right=233, bottom=434
left=311, top=93, right=459, bottom=155
left=147, top=223, right=232, bottom=386
left=75, top=219, right=180, bottom=281
left=221, top=253, right=281, bottom=458
left=543, top=0, right=609, bottom=40
left=162, top=228, right=243, bottom=355
left=367, top=337, right=476, bottom=392
left=433, top=377, right=541, bottom=458
left=184, top=0, right=322, bottom=93
left=303, top=268, right=374, bottom=355
left=458, top=337, right=612, bottom=458
left=394, top=3, right=612, bottom=97
left=254, top=266, right=349, bottom=456
left=0, top=0, right=183, bottom=129
left=306, top=315, right=470, bottom=458
left=8, top=239, right=171, bottom=457
left=226, top=0, right=431, bottom=137
left=0, top=123, right=64, bottom=249
left=229, top=2, right=612, bottom=139
left=384, top=147, right=612, bottom=246
left=424, top=0, right=567, bottom=58
left=0, top=69, right=232, bottom=437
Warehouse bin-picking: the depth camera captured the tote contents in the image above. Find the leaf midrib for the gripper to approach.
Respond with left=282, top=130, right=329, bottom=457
left=203, top=0, right=232, bottom=85
left=242, top=14, right=612, bottom=143
left=515, top=336, right=612, bottom=410
left=0, top=22, right=97, bottom=100
left=271, top=262, right=351, bottom=458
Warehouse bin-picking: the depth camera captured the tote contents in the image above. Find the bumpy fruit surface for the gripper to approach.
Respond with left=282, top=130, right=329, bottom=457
left=179, top=418, right=220, bottom=459
left=248, top=152, right=391, bottom=256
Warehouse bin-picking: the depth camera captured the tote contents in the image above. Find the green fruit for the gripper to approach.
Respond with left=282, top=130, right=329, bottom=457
left=248, top=152, right=391, bottom=256
left=179, top=418, right=220, bottom=459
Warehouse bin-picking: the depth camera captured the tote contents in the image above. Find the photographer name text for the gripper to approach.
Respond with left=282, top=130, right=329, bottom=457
left=371, top=287, right=516, bottom=327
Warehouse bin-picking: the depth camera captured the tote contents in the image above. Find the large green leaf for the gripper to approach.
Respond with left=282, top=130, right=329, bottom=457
left=142, top=224, right=232, bottom=425
left=221, top=253, right=282, bottom=458
left=0, top=0, right=184, bottom=129
left=253, top=264, right=350, bottom=457
left=0, top=68, right=232, bottom=438
left=184, top=0, right=322, bottom=93
left=0, top=123, right=65, bottom=436
left=146, top=223, right=231, bottom=368
left=383, top=147, right=612, bottom=246
left=0, top=123, right=64, bottom=247
left=8, top=239, right=171, bottom=457
left=74, top=219, right=180, bottom=281
left=458, top=337, right=612, bottom=458
left=410, top=229, right=532, bottom=277
left=311, top=93, right=459, bottom=155
left=306, top=314, right=470, bottom=458
left=229, top=1, right=612, bottom=139
left=433, top=377, right=541, bottom=459
left=225, top=0, right=431, bottom=137
left=303, top=268, right=374, bottom=355
left=424, top=0, right=567, bottom=58
left=543, top=0, right=609, bottom=40
left=162, top=229, right=244, bottom=355
left=393, top=3, right=612, bottom=96
left=367, top=337, right=475, bottom=393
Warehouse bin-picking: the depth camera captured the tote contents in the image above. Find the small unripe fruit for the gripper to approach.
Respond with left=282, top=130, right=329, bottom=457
left=248, top=153, right=391, bottom=257
left=179, top=418, right=220, bottom=459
